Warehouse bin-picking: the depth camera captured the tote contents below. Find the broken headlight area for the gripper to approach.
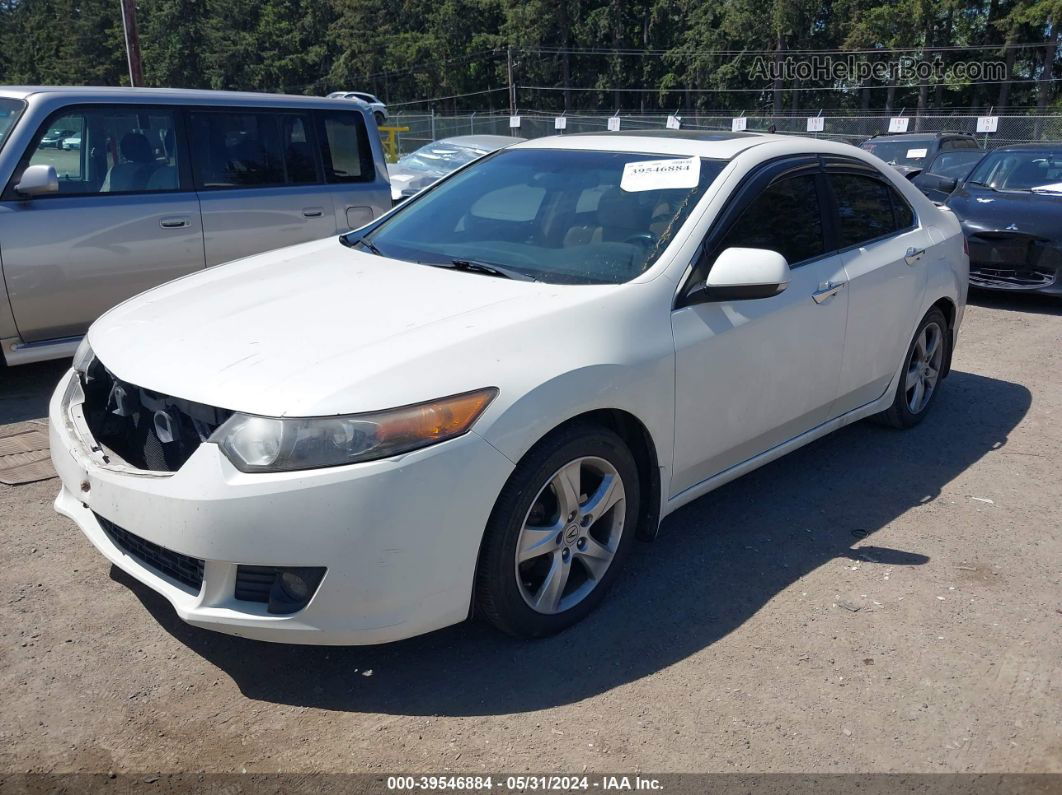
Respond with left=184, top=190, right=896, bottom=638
left=79, top=358, right=233, bottom=472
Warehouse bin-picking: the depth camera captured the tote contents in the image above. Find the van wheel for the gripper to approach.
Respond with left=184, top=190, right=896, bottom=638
left=876, top=307, right=949, bottom=429
left=476, top=424, right=639, bottom=638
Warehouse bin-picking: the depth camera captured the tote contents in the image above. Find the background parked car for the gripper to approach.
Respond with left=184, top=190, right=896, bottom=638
left=327, top=91, right=388, bottom=125
left=860, top=131, right=980, bottom=179
left=387, top=134, right=525, bottom=202
left=38, top=128, right=76, bottom=149
left=0, top=86, right=392, bottom=365
left=912, top=149, right=986, bottom=203
left=945, top=143, right=1062, bottom=297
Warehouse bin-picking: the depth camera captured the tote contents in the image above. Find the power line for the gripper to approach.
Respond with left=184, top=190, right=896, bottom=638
left=519, top=42, right=1056, bottom=56
left=519, top=77, right=1062, bottom=94
left=389, top=87, right=510, bottom=107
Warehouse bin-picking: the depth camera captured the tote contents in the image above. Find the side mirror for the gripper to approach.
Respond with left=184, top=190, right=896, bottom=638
left=14, top=164, right=59, bottom=197
left=686, top=247, right=790, bottom=304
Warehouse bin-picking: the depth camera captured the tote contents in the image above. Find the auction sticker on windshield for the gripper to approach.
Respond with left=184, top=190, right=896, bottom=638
left=620, top=156, right=700, bottom=192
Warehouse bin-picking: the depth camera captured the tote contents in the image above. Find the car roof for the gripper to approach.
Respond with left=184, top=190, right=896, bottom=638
left=0, top=85, right=350, bottom=109
left=517, top=130, right=778, bottom=159
left=866, top=131, right=974, bottom=140
left=991, top=142, right=1062, bottom=152
left=434, top=135, right=526, bottom=150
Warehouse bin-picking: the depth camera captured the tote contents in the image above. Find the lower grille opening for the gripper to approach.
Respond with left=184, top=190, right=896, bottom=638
left=234, top=566, right=277, bottom=603
left=969, top=265, right=1056, bottom=289
left=96, top=513, right=205, bottom=592
left=235, top=565, right=326, bottom=614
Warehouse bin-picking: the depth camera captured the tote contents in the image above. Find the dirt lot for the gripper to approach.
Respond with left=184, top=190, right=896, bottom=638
left=0, top=292, right=1059, bottom=776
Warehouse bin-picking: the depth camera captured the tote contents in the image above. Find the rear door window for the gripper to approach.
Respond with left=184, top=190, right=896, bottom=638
left=829, top=173, right=906, bottom=248
left=315, top=110, right=375, bottom=183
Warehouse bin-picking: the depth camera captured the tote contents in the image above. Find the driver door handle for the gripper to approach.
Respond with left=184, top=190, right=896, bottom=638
left=905, top=246, right=926, bottom=266
left=812, top=280, right=847, bottom=304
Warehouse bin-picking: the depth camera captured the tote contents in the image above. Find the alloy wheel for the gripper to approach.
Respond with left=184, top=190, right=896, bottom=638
left=905, top=320, right=944, bottom=414
left=514, top=456, right=627, bottom=615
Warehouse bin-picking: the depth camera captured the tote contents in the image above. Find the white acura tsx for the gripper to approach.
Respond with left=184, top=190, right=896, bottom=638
left=50, top=130, right=968, bottom=644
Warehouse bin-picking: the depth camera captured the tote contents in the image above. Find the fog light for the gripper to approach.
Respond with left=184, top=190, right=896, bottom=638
left=266, top=566, right=326, bottom=615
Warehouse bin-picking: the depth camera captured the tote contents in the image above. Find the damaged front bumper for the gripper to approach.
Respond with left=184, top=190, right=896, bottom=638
left=48, top=368, right=514, bottom=644
left=966, top=230, right=1062, bottom=296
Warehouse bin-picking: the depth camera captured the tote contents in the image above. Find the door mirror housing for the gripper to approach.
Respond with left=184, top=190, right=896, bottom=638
left=686, top=247, right=791, bottom=304
left=14, top=164, right=59, bottom=198
left=913, top=173, right=957, bottom=195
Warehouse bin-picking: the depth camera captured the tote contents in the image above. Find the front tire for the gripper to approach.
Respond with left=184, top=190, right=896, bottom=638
left=876, top=307, right=949, bottom=429
left=476, top=424, right=640, bottom=638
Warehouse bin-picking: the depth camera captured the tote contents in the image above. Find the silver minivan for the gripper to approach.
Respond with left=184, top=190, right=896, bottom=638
left=0, top=87, right=391, bottom=365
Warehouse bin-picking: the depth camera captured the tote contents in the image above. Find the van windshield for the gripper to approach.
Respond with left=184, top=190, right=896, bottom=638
left=0, top=99, right=26, bottom=152
left=359, top=148, right=725, bottom=285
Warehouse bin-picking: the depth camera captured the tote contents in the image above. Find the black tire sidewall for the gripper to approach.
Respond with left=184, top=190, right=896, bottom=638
left=476, top=425, right=640, bottom=638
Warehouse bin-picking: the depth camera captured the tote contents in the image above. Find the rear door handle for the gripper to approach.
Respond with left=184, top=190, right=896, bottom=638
left=302, top=207, right=325, bottom=218
left=812, top=280, right=847, bottom=304
left=905, top=246, right=926, bottom=266
left=159, top=217, right=189, bottom=229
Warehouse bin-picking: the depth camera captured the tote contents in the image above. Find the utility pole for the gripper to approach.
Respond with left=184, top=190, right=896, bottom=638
left=119, top=0, right=144, bottom=87
left=507, top=45, right=516, bottom=116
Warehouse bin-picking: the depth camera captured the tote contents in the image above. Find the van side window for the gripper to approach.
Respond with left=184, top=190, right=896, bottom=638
left=316, top=111, right=375, bottom=183
left=21, top=106, right=179, bottom=195
left=189, top=111, right=321, bottom=189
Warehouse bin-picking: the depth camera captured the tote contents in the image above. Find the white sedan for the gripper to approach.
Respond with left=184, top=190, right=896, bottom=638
left=50, top=131, right=968, bottom=644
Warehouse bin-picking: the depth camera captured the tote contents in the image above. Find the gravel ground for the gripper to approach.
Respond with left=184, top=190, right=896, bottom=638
left=0, top=292, right=1059, bottom=776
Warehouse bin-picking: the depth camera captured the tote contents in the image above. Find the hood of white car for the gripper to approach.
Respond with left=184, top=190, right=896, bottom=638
left=89, top=238, right=609, bottom=417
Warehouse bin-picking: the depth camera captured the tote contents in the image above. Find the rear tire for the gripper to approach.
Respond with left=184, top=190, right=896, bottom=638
left=476, top=424, right=640, bottom=638
left=876, top=307, right=949, bottom=429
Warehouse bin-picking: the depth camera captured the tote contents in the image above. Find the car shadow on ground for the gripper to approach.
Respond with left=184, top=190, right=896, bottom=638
left=0, top=358, right=69, bottom=425
left=112, top=369, right=1029, bottom=717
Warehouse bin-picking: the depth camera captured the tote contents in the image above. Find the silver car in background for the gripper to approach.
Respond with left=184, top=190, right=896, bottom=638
left=0, top=87, right=392, bottom=365
left=387, top=134, right=525, bottom=202
left=327, top=91, right=388, bottom=126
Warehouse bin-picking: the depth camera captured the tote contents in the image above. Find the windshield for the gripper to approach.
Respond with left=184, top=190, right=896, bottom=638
left=925, top=150, right=984, bottom=180
left=360, top=148, right=725, bottom=284
left=397, top=142, right=486, bottom=175
left=861, top=140, right=933, bottom=167
left=0, top=99, right=26, bottom=152
left=966, top=150, right=1062, bottom=192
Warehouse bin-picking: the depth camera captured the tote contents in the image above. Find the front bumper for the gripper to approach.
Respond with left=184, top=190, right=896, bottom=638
left=966, top=232, right=1062, bottom=296
left=49, top=369, right=514, bottom=644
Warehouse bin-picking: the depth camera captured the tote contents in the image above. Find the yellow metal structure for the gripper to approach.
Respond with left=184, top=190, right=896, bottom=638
left=378, top=125, right=410, bottom=162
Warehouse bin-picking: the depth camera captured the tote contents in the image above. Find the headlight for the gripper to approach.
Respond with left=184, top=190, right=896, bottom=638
left=211, top=388, right=498, bottom=472
left=72, top=337, right=94, bottom=374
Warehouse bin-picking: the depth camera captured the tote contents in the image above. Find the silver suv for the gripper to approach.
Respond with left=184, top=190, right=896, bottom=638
left=0, top=87, right=392, bottom=365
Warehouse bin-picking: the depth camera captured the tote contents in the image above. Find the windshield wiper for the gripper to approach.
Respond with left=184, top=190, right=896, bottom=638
left=346, top=235, right=383, bottom=256
left=448, top=259, right=536, bottom=282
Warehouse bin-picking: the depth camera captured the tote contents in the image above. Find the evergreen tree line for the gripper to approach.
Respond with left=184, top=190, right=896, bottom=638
left=1, top=0, right=1059, bottom=115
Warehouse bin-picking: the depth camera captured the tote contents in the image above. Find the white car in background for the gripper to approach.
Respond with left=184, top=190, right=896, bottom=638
left=327, top=90, right=388, bottom=125
left=50, top=131, right=967, bottom=645
left=387, top=134, right=525, bottom=202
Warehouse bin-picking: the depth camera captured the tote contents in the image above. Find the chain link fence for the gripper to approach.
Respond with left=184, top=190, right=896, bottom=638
left=383, top=110, right=1062, bottom=159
